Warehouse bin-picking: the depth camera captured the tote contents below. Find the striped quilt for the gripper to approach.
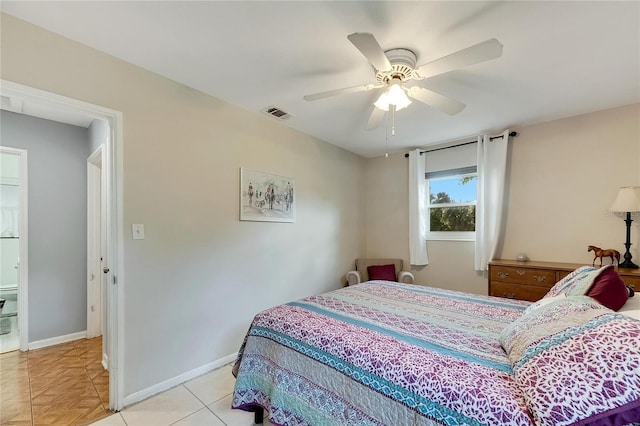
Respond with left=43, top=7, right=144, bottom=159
left=232, top=281, right=535, bottom=426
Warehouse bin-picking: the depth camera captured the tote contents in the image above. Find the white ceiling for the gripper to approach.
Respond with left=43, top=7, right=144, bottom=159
left=2, top=1, right=639, bottom=158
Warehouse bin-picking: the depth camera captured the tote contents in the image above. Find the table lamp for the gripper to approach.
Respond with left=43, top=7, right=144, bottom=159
left=609, top=186, right=640, bottom=269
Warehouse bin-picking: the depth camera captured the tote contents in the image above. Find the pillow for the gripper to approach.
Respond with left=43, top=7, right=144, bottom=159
left=585, top=266, right=629, bottom=310
left=500, top=297, right=640, bottom=426
left=520, top=293, right=567, bottom=317
left=543, top=265, right=596, bottom=298
left=499, top=295, right=602, bottom=360
left=565, top=265, right=629, bottom=311
left=367, top=264, right=396, bottom=281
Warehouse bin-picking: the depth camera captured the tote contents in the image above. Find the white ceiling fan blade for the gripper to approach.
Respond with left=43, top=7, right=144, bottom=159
left=365, top=106, right=386, bottom=130
left=347, top=32, right=392, bottom=72
left=303, top=83, right=380, bottom=101
left=414, top=38, right=503, bottom=80
left=407, top=87, right=466, bottom=115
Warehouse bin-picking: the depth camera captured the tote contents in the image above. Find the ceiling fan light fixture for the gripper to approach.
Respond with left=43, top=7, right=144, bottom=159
left=374, top=80, right=412, bottom=112
left=374, top=92, right=390, bottom=111
left=388, top=82, right=412, bottom=110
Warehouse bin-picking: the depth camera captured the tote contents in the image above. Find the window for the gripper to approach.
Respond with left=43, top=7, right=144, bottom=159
left=426, top=166, right=477, bottom=241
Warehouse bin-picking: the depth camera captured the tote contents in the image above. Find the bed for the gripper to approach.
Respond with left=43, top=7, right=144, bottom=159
left=232, top=267, right=640, bottom=426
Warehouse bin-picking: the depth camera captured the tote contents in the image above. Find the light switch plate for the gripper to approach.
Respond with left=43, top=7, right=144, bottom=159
left=132, top=224, right=145, bottom=240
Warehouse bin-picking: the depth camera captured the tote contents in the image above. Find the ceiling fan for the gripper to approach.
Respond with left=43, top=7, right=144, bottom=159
left=303, top=33, right=503, bottom=130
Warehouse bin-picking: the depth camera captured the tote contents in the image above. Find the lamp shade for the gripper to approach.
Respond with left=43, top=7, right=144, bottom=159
left=610, top=187, right=640, bottom=213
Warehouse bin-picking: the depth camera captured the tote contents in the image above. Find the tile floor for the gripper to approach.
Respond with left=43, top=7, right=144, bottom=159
left=0, top=336, right=110, bottom=425
left=90, top=364, right=274, bottom=426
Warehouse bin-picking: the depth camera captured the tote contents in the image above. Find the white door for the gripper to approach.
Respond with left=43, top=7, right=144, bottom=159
left=87, top=146, right=104, bottom=340
left=0, top=147, right=28, bottom=353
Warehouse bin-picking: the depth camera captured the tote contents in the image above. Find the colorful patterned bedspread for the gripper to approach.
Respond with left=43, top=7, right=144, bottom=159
left=232, top=281, right=535, bottom=426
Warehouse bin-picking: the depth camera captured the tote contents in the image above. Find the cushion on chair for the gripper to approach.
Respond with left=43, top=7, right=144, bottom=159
left=355, top=258, right=403, bottom=282
left=367, top=264, right=397, bottom=281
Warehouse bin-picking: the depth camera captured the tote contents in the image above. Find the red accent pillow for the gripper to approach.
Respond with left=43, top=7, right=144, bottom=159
left=585, top=265, right=629, bottom=311
left=367, top=264, right=397, bottom=282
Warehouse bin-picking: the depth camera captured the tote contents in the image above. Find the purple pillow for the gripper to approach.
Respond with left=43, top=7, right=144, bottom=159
left=585, top=265, right=629, bottom=311
left=367, top=264, right=396, bottom=282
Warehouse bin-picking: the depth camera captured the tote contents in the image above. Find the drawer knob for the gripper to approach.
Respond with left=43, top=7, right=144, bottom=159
left=503, top=292, right=516, bottom=299
left=533, top=275, right=546, bottom=283
left=498, top=272, right=509, bottom=279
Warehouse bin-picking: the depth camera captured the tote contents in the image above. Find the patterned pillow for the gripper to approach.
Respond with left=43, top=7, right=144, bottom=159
left=499, top=296, right=601, bottom=360
left=500, top=297, right=640, bottom=426
left=543, top=265, right=596, bottom=298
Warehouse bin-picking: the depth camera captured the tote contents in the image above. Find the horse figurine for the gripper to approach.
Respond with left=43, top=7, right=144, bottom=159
left=587, top=245, right=620, bottom=266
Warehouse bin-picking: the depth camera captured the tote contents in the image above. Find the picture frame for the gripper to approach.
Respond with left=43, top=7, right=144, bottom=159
left=240, top=168, right=295, bottom=223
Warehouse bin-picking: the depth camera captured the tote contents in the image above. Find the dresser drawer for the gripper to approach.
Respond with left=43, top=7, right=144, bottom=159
left=489, top=281, right=549, bottom=302
left=490, top=266, right=555, bottom=288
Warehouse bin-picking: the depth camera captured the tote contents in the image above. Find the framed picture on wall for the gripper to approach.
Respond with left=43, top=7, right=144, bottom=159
left=240, top=168, right=295, bottom=223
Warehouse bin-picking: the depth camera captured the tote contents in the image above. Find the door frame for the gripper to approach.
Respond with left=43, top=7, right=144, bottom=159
left=0, top=146, right=28, bottom=352
left=0, top=80, right=125, bottom=411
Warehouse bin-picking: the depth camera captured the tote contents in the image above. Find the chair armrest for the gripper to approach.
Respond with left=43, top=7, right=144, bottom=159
left=398, top=271, right=414, bottom=284
left=345, top=270, right=361, bottom=286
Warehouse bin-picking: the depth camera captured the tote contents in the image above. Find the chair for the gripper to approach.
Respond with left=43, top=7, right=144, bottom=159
left=346, top=258, right=415, bottom=286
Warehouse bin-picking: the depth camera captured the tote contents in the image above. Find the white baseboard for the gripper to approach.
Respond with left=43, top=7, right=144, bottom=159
left=122, top=352, right=237, bottom=407
left=29, top=330, right=87, bottom=350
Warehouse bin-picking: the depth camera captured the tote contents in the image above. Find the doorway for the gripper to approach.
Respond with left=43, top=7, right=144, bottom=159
left=0, top=80, right=124, bottom=410
left=0, top=147, right=28, bottom=353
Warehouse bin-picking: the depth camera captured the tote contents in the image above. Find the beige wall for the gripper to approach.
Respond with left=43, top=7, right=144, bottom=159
left=1, top=13, right=366, bottom=396
left=365, top=103, right=640, bottom=295
left=500, top=104, right=639, bottom=262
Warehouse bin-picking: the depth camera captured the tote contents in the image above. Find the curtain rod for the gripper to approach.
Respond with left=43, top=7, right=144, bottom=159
left=404, top=131, right=518, bottom=158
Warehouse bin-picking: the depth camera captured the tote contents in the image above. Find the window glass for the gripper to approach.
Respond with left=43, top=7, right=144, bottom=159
left=429, top=176, right=477, bottom=204
left=426, top=171, right=477, bottom=240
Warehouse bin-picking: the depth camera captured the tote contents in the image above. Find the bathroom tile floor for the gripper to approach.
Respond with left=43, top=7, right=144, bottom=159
left=0, top=319, right=20, bottom=353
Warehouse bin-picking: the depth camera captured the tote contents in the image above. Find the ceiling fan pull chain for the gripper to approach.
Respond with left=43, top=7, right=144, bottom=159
left=385, top=113, right=389, bottom=158
left=391, top=105, right=396, bottom=136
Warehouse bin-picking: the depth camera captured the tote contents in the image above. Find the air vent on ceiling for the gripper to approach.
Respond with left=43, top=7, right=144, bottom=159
left=263, top=105, right=293, bottom=120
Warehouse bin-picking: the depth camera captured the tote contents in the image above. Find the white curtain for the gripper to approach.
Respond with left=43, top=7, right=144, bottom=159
left=409, top=149, right=429, bottom=265
left=474, top=130, right=510, bottom=271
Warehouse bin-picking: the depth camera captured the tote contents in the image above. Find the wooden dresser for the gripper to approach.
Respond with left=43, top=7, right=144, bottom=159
left=488, top=259, right=640, bottom=302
